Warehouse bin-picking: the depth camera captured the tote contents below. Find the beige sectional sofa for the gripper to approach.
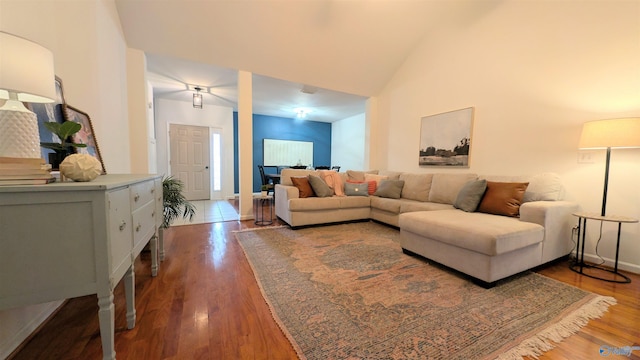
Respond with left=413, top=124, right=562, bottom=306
left=274, top=169, right=578, bottom=286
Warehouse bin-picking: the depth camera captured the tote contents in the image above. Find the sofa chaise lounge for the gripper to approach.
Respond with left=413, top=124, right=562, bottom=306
left=274, top=169, right=578, bottom=285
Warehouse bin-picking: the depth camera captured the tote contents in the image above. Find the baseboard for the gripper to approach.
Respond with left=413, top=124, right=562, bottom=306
left=1, top=300, right=65, bottom=360
left=572, top=251, right=640, bottom=274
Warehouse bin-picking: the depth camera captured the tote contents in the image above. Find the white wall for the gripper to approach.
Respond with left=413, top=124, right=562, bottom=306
left=0, top=0, right=131, bottom=356
left=377, top=1, right=640, bottom=272
left=331, top=113, right=366, bottom=171
left=126, top=48, right=152, bottom=173
left=154, top=98, right=235, bottom=200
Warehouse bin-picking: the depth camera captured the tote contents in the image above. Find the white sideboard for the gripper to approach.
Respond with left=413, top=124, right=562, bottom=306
left=0, top=174, right=162, bottom=360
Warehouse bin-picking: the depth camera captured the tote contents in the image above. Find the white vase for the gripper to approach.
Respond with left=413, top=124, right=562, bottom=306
left=261, top=191, right=268, bottom=197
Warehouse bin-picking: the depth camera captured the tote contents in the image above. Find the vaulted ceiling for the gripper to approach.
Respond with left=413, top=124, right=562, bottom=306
left=115, top=0, right=500, bottom=122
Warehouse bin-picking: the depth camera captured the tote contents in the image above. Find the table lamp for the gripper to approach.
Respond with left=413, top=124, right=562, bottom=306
left=578, top=117, right=640, bottom=216
left=0, top=31, right=56, bottom=159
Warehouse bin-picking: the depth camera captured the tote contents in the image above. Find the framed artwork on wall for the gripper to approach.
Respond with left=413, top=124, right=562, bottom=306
left=63, top=104, right=106, bottom=174
left=419, top=107, right=474, bottom=167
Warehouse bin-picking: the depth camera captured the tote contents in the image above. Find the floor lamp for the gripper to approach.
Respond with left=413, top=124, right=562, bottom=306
left=578, top=117, right=640, bottom=216
left=0, top=31, right=56, bottom=159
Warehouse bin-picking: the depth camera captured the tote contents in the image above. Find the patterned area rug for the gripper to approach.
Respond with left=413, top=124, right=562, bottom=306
left=235, top=222, right=616, bottom=360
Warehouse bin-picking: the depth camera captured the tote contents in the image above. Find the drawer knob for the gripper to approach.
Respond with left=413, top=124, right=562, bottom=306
left=136, top=224, right=141, bottom=232
left=134, top=194, right=140, bottom=202
left=152, top=211, right=155, bottom=217
left=119, top=221, right=126, bottom=231
left=151, top=188, right=155, bottom=194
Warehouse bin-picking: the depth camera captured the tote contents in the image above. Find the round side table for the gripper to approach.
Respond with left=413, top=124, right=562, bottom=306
left=571, top=211, right=637, bottom=283
left=254, top=194, right=274, bottom=226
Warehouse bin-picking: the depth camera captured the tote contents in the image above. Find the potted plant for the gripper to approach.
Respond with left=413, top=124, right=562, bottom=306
left=161, top=176, right=196, bottom=228
left=261, top=184, right=269, bottom=197
left=40, top=121, right=86, bottom=169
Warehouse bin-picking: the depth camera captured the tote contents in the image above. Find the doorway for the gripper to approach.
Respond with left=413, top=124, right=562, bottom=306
left=169, top=124, right=211, bottom=200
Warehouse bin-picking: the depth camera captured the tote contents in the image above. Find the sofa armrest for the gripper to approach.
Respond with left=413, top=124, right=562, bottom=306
left=520, top=201, right=580, bottom=262
left=275, top=184, right=299, bottom=224
left=275, top=184, right=299, bottom=200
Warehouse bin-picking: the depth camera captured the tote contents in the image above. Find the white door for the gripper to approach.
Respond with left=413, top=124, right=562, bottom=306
left=169, top=124, right=210, bottom=200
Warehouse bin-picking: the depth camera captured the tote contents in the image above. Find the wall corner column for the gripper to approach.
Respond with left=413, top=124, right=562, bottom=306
left=126, top=48, right=151, bottom=173
left=365, top=96, right=383, bottom=170
left=237, top=70, right=254, bottom=220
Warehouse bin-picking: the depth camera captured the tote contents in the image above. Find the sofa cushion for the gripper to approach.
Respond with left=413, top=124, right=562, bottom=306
left=454, top=179, right=487, bottom=212
left=370, top=196, right=401, bottom=214
left=281, top=169, right=319, bottom=186
left=291, top=176, right=315, bottom=198
left=374, top=179, right=404, bottom=199
left=346, top=170, right=379, bottom=182
left=400, top=200, right=454, bottom=213
left=429, top=173, right=478, bottom=204
left=364, top=173, right=388, bottom=187
left=399, top=173, right=433, bottom=202
left=339, top=196, right=371, bottom=208
left=399, top=210, right=544, bottom=256
left=344, top=182, right=368, bottom=196
left=477, top=181, right=528, bottom=217
left=288, top=197, right=341, bottom=211
left=378, top=170, right=402, bottom=181
left=308, top=175, right=335, bottom=197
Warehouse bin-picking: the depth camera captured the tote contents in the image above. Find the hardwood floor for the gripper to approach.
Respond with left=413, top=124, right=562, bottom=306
left=8, top=201, right=640, bottom=360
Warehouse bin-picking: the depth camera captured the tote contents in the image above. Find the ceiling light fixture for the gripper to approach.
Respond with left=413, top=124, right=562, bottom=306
left=294, top=108, right=311, bottom=119
left=300, top=85, right=318, bottom=95
left=193, top=86, right=203, bottom=109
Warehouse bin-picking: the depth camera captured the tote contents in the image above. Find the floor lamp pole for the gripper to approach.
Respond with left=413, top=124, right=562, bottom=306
left=601, top=147, right=611, bottom=217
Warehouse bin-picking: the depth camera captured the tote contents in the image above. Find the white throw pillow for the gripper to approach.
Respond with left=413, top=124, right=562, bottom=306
left=522, top=173, right=565, bottom=202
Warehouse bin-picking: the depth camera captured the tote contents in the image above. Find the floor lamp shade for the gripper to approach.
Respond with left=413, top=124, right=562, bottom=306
left=0, top=31, right=56, bottom=158
left=578, top=118, right=640, bottom=216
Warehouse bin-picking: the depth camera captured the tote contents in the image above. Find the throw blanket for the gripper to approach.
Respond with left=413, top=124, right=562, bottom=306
left=318, top=170, right=345, bottom=196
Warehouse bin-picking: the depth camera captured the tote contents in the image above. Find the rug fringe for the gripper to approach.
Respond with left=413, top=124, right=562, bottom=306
left=234, top=231, right=306, bottom=360
left=496, top=295, right=617, bottom=360
left=233, top=225, right=288, bottom=233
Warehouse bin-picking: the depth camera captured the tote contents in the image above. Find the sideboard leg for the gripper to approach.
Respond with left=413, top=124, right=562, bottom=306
left=159, top=227, right=165, bottom=261
left=97, top=292, right=116, bottom=360
left=124, top=265, right=136, bottom=329
left=151, top=234, right=159, bottom=276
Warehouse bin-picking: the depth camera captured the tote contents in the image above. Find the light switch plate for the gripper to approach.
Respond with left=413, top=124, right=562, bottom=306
left=578, top=150, right=595, bottom=164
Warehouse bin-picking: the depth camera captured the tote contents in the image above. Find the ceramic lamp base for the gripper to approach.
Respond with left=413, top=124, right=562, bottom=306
left=0, top=100, right=41, bottom=159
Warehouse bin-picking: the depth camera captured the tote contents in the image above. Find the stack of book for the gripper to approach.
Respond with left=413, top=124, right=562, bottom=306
left=0, top=157, right=56, bottom=185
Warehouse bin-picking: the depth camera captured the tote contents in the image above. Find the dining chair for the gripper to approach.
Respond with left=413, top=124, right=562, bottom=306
left=257, top=165, right=274, bottom=195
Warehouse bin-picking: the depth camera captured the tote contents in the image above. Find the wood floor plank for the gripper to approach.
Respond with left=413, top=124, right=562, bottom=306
left=8, top=201, right=640, bottom=359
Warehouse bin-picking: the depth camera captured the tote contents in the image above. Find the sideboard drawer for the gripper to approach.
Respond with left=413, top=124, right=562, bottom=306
left=108, top=188, right=133, bottom=279
left=154, top=178, right=163, bottom=228
left=130, top=181, right=155, bottom=212
left=132, top=200, right=156, bottom=254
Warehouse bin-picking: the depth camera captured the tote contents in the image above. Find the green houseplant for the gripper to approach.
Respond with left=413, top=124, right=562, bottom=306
left=161, top=176, right=196, bottom=228
left=40, top=121, right=87, bottom=168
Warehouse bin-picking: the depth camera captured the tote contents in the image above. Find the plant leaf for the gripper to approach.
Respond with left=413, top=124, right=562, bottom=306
left=58, top=121, right=82, bottom=138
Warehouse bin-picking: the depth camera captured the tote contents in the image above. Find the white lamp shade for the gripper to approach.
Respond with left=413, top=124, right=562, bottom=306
left=0, top=31, right=56, bottom=103
left=579, top=118, right=640, bottom=149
